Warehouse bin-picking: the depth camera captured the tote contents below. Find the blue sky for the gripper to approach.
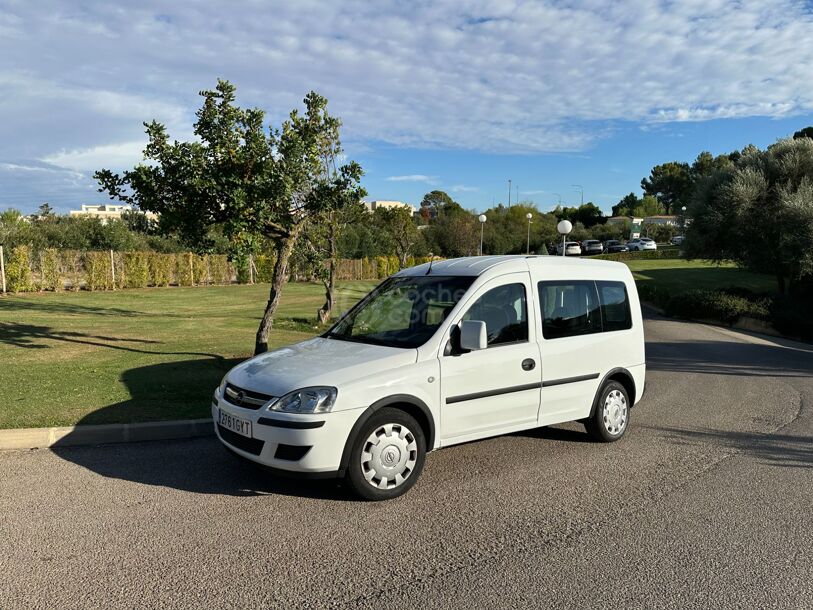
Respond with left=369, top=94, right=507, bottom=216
left=2, top=0, right=813, bottom=214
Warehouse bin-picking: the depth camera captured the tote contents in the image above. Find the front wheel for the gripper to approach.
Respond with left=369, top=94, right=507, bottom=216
left=345, top=408, right=426, bottom=501
left=585, top=381, right=630, bottom=442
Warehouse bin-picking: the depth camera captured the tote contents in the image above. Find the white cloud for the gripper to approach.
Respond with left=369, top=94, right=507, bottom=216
left=451, top=184, right=479, bottom=192
left=386, top=174, right=437, bottom=183
left=42, top=141, right=148, bottom=172
left=3, top=0, right=813, bottom=207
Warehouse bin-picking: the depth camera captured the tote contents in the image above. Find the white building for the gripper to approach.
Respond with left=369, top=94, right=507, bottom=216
left=69, top=204, right=158, bottom=224
left=363, top=200, right=416, bottom=215
left=642, top=215, right=679, bottom=226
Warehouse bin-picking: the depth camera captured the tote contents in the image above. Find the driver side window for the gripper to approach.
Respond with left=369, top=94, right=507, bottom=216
left=462, top=283, right=528, bottom=346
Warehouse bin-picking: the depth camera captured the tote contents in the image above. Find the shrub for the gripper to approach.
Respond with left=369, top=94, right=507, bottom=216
left=192, top=254, right=209, bottom=285
left=663, top=289, right=769, bottom=325
left=209, top=255, right=231, bottom=285
left=233, top=255, right=251, bottom=284
left=635, top=282, right=671, bottom=309
left=62, top=250, right=83, bottom=290
left=5, top=245, right=35, bottom=292
left=175, top=253, right=195, bottom=286
left=254, top=254, right=275, bottom=283
left=84, top=251, right=113, bottom=291
left=594, top=249, right=682, bottom=262
left=123, top=252, right=150, bottom=288
left=770, top=295, right=813, bottom=342
left=40, top=248, right=62, bottom=291
left=375, top=256, right=389, bottom=278
left=148, top=253, right=173, bottom=287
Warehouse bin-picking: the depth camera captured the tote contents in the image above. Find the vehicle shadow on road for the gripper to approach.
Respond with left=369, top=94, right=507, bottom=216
left=649, top=425, right=813, bottom=469
left=50, top=357, right=360, bottom=501
left=647, top=339, right=813, bottom=378
left=52, top=437, right=358, bottom=500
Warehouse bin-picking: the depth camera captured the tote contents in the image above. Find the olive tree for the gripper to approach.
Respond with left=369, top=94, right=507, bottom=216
left=686, top=138, right=813, bottom=294
left=96, top=80, right=365, bottom=353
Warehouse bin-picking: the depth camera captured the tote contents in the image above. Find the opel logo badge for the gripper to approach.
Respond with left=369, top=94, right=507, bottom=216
left=236, top=390, right=245, bottom=405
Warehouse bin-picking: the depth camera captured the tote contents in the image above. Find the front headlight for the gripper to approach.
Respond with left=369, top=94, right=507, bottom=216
left=268, top=386, right=338, bottom=414
left=217, top=375, right=228, bottom=396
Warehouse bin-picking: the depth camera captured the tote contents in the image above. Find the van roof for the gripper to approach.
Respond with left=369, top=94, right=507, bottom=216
left=395, top=255, right=628, bottom=278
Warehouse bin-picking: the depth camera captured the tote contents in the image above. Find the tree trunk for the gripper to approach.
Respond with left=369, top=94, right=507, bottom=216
left=777, top=272, right=786, bottom=296
left=254, top=231, right=298, bottom=355
left=317, top=263, right=335, bottom=325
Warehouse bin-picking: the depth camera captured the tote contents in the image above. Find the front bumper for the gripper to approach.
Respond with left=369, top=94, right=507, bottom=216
left=212, top=397, right=364, bottom=476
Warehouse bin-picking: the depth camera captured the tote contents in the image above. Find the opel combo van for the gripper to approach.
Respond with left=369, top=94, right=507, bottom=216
left=213, top=256, right=646, bottom=500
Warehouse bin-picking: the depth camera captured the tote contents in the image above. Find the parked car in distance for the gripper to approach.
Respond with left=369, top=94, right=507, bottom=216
left=627, top=237, right=657, bottom=251
left=213, top=255, right=646, bottom=500
left=671, top=235, right=685, bottom=246
left=580, top=239, right=604, bottom=255
left=556, top=241, right=583, bottom=256
left=603, top=240, right=629, bottom=254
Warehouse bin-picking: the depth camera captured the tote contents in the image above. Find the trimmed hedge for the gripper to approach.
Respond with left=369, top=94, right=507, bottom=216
left=594, top=249, right=682, bottom=262
left=635, top=282, right=813, bottom=340
left=663, top=289, right=769, bottom=325
left=5, top=246, right=35, bottom=292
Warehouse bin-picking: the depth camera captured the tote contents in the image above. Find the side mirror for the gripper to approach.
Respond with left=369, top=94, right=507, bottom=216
left=459, top=320, right=487, bottom=351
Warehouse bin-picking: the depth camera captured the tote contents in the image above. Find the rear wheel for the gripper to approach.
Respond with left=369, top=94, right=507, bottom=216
left=585, top=381, right=630, bottom=442
left=345, top=408, right=426, bottom=501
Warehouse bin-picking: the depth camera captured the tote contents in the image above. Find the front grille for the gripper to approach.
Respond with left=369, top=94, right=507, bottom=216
left=223, top=383, right=274, bottom=410
left=217, top=424, right=265, bottom=455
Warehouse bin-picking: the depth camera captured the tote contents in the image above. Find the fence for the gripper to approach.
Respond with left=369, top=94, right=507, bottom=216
left=0, top=246, right=437, bottom=294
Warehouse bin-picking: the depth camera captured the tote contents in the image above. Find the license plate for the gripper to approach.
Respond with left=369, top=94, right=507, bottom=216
left=218, top=409, right=252, bottom=438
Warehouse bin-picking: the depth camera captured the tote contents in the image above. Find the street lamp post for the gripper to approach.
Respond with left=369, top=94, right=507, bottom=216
left=507, top=180, right=512, bottom=207
left=478, top=214, right=487, bottom=255
left=681, top=205, right=687, bottom=238
left=526, top=212, right=533, bottom=254
left=571, top=184, right=583, bottom=205
left=557, top=220, right=573, bottom=256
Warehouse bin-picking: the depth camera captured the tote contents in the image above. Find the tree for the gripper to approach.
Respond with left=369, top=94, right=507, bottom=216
left=686, top=138, right=813, bottom=294
left=793, top=126, right=813, bottom=140
left=96, top=80, right=365, bottom=354
left=612, top=193, right=639, bottom=217
left=641, top=161, right=692, bottom=214
left=556, top=202, right=605, bottom=228
left=306, top=200, right=366, bottom=324
left=419, top=190, right=455, bottom=222
left=430, top=211, right=479, bottom=257
left=35, top=203, right=54, bottom=219
left=631, top=195, right=664, bottom=218
left=374, top=207, right=421, bottom=266
left=121, top=209, right=155, bottom=234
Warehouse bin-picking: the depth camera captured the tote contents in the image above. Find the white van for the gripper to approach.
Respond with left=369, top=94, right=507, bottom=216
left=213, top=256, right=646, bottom=500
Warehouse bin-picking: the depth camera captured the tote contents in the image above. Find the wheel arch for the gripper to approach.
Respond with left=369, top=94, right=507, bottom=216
left=589, top=368, right=637, bottom=417
left=338, top=394, right=436, bottom=475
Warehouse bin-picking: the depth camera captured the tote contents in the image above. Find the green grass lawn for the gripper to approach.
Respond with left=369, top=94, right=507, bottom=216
left=625, top=259, right=777, bottom=295
left=0, top=282, right=375, bottom=429
left=0, top=258, right=776, bottom=429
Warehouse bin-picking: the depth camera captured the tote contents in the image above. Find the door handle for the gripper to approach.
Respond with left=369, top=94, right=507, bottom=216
left=521, top=358, right=536, bottom=371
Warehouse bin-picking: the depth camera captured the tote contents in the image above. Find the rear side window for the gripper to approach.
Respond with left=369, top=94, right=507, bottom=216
left=597, top=281, right=632, bottom=332
left=539, top=280, right=633, bottom=339
left=538, top=281, right=601, bottom=339
left=463, top=283, right=528, bottom=346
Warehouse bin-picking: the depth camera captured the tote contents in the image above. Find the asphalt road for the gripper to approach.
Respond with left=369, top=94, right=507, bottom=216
left=2, top=313, right=812, bottom=609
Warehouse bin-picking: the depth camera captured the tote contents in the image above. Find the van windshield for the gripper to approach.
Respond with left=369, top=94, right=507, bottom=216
left=325, top=275, right=475, bottom=349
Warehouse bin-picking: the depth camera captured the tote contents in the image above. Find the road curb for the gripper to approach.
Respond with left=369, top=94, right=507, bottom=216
left=0, top=418, right=214, bottom=451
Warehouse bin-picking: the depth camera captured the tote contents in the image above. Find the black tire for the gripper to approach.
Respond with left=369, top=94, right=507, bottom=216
left=345, top=407, right=427, bottom=501
left=585, top=380, right=630, bottom=442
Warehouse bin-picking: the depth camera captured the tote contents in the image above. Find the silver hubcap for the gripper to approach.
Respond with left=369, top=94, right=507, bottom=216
left=360, top=423, right=418, bottom=490
left=602, top=389, right=628, bottom=436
